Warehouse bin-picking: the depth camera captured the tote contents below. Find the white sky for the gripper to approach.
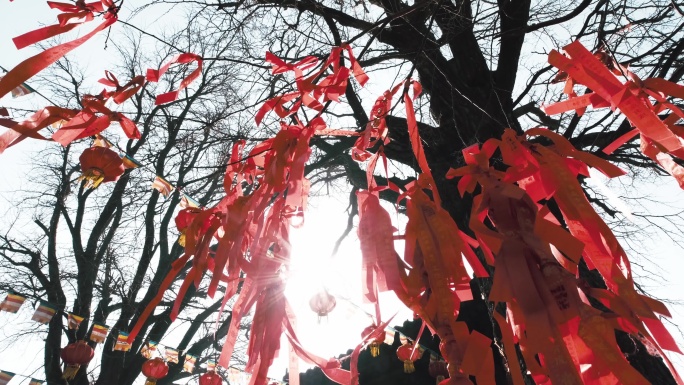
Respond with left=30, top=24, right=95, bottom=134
left=1, top=1, right=684, bottom=384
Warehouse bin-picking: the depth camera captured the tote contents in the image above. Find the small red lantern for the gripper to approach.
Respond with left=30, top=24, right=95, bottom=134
left=78, top=146, right=125, bottom=188
left=362, top=325, right=385, bottom=357
left=60, top=340, right=95, bottom=380
left=141, top=357, right=169, bottom=385
left=175, top=207, right=201, bottom=246
left=308, top=290, right=336, bottom=321
left=199, top=372, right=223, bottom=385
left=397, top=343, right=419, bottom=373
left=429, top=360, right=449, bottom=384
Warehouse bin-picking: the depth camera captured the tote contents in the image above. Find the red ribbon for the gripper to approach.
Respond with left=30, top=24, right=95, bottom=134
left=99, top=70, right=145, bottom=104
left=357, top=190, right=411, bottom=306
left=51, top=95, right=140, bottom=146
left=146, top=53, right=203, bottom=105
left=352, top=83, right=403, bottom=162
left=0, top=106, right=77, bottom=153
left=127, top=253, right=192, bottom=343
left=265, top=52, right=319, bottom=93
left=403, top=81, right=441, bottom=205
left=255, top=93, right=299, bottom=126
left=327, top=44, right=368, bottom=88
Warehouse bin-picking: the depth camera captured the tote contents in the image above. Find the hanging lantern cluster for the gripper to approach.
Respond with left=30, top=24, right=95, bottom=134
left=199, top=372, right=223, bottom=385
left=308, top=290, right=336, bottom=321
left=361, top=325, right=385, bottom=358
left=60, top=340, right=94, bottom=380
left=396, top=343, right=419, bottom=373
left=429, top=359, right=449, bottom=385
left=141, top=357, right=169, bottom=385
left=78, top=146, right=125, bottom=188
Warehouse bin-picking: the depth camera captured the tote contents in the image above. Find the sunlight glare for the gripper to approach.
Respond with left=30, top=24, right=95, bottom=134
left=270, top=196, right=413, bottom=378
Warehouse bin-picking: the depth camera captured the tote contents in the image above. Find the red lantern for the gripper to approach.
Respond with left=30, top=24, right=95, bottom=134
left=308, top=290, right=336, bottom=321
left=429, top=360, right=449, bottom=384
left=175, top=207, right=201, bottom=246
left=60, top=340, right=94, bottom=380
left=78, top=146, right=125, bottom=188
left=362, top=325, right=385, bottom=357
left=397, top=343, right=419, bottom=373
left=141, top=357, right=169, bottom=385
left=199, top=372, right=223, bottom=385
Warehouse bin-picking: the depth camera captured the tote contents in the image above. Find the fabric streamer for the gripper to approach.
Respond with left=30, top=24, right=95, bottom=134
left=447, top=130, right=682, bottom=384
left=127, top=46, right=373, bottom=385
left=544, top=40, right=684, bottom=187
left=146, top=53, right=203, bottom=105
left=0, top=0, right=118, bottom=100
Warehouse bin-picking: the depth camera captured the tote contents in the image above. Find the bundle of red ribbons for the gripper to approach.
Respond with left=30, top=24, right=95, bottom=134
left=136, top=43, right=684, bottom=384
left=544, top=40, right=684, bottom=187
left=126, top=45, right=374, bottom=385
left=448, top=128, right=681, bottom=384
left=0, top=1, right=204, bottom=151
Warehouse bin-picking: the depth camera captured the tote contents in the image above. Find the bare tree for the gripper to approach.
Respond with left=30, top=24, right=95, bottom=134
left=0, top=10, right=265, bottom=385
left=1, top=0, right=684, bottom=384
left=175, top=1, right=683, bottom=384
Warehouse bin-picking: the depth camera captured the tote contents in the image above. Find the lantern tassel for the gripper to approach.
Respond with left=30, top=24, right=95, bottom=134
left=370, top=342, right=380, bottom=357
left=404, top=360, right=415, bottom=373
left=62, top=364, right=81, bottom=380
left=145, top=378, right=158, bottom=385
left=78, top=168, right=105, bottom=189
